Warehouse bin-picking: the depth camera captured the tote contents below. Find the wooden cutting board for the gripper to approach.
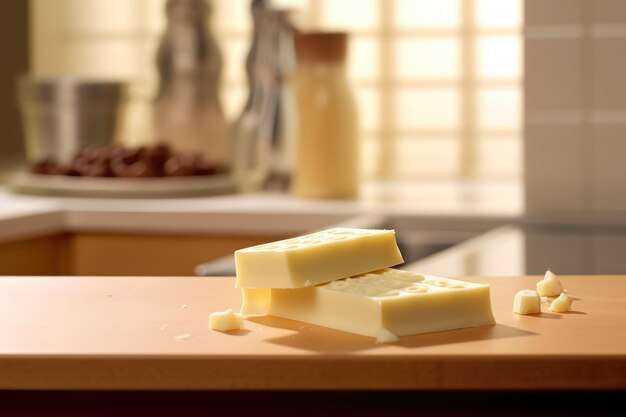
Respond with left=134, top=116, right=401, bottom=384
left=0, top=275, right=625, bottom=390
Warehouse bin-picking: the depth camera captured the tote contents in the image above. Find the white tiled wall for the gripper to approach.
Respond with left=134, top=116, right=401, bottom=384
left=524, top=234, right=587, bottom=274
left=590, top=234, right=626, bottom=273
left=591, top=126, right=626, bottom=211
left=525, top=125, right=586, bottom=212
left=592, top=0, right=626, bottom=23
left=524, top=0, right=626, bottom=215
left=592, top=38, right=626, bottom=111
left=525, top=0, right=584, bottom=25
left=525, top=39, right=584, bottom=113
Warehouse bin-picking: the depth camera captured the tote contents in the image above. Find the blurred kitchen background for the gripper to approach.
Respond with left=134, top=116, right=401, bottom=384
left=1, top=0, right=625, bottom=277
left=1, top=0, right=523, bottom=180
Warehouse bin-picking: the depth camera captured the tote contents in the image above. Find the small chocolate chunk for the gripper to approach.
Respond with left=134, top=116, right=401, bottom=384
left=106, top=145, right=126, bottom=161
left=70, top=156, right=92, bottom=177
left=192, top=154, right=217, bottom=176
left=125, top=160, right=159, bottom=177
left=164, top=154, right=196, bottom=176
left=79, top=146, right=102, bottom=163
left=83, top=161, right=114, bottom=177
left=30, top=143, right=218, bottom=179
left=31, top=158, right=66, bottom=175
left=110, top=158, right=130, bottom=177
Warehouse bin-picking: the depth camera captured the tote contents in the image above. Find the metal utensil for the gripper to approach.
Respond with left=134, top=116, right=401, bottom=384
left=16, top=76, right=127, bottom=164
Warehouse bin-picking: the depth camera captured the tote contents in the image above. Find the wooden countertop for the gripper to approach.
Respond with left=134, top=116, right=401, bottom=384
left=1, top=275, right=625, bottom=390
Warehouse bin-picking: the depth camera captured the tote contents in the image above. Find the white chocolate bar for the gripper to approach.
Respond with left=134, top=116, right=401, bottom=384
left=209, top=309, right=244, bottom=331
left=513, top=290, right=541, bottom=315
left=245, top=268, right=495, bottom=340
left=536, top=270, right=563, bottom=297
left=240, top=288, right=271, bottom=317
left=234, top=228, right=403, bottom=289
left=549, top=293, right=574, bottom=313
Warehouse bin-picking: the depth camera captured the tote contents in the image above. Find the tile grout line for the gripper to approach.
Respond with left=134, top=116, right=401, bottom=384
left=581, top=1, right=593, bottom=215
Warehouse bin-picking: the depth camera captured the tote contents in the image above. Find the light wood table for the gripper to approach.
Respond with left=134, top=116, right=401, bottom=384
left=1, top=275, right=625, bottom=390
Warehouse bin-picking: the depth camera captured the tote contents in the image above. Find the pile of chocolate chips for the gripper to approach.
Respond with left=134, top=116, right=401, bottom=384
left=31, top=144, right=220, bottom=178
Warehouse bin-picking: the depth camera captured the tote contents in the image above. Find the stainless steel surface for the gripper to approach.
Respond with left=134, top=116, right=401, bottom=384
left=154, top=0, right=228, bottom=164
left=230, top=1, right=297, bottom=191
left=17, top=76, right=126, bottom=164
left=406, top=224, right=626, bottom=276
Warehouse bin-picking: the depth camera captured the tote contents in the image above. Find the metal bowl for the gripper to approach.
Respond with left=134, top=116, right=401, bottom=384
left=16, top=76, right=127, bottom=164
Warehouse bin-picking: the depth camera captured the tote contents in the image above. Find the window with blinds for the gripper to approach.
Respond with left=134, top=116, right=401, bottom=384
left=31, top=0, right=522, bottom=181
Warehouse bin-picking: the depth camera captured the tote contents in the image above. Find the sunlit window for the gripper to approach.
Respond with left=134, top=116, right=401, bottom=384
left=31, top=0, right=522, bottom=180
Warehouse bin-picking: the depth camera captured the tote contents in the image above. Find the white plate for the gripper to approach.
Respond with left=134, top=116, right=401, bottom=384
left=8, top=172, right=239, bottom=198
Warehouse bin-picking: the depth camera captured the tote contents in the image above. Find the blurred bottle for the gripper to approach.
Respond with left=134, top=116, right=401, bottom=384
left=154, top=0, right=228, bottom=168
left=290, top=32, right=359, bottom=199
left=230, top=0, right=297, bottom=191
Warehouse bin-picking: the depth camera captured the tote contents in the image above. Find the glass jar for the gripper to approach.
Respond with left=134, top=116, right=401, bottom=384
left=290, top=32, right=359, bottom=200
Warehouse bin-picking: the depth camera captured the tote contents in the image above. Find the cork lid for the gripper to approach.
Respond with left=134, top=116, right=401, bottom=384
left=296, top=32, right=348, bottom=64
